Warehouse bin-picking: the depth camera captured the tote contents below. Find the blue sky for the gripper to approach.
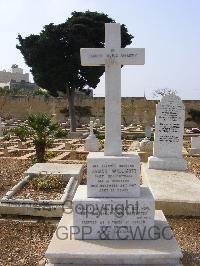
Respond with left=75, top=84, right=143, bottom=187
left=0, top=0, right=199, bottom=99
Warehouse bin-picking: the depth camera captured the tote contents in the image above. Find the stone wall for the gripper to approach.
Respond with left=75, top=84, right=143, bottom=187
left=0, top=95, right=199, bottom=127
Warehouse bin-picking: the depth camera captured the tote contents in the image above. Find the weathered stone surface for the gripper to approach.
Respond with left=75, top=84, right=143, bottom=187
left=87, top=152, right=140, bottom=198
left=73, top=185, right=155, bottom=240
left=25, top=163, right=83, bottom=179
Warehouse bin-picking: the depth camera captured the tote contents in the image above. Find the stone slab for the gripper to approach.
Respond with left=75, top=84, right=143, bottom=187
left=25, top=163, right=83, bottom=179
left=148, top=156, right=187, bottom=171
left=45, top=210, right=182, bottom=265
left=189, top=148, right=200, bottom=155
left=191, top=136, right=200, bottom=149
left=142, top=163, right=200, bottom=216
left=0, top=202, right=64, bottom=217
left=87, top=152, right=140, bottom=198
left=73, top=185, right=155, bottom=240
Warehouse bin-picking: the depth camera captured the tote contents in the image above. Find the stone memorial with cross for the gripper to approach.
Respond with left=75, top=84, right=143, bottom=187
left=73, top=23, right=155, bottom=240
left=45, top=23, right=183, bottom=266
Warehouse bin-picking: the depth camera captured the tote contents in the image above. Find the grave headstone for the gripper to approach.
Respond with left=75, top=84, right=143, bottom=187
left=84, top=121, right=99, bottom=152
left=65, top=142, right=71, bottom=150
left=148, top=94, right=187, bottom=170
left=189, top=136, right=200, bottom=155
left=90, top=117, right=95, bottom=122
left=139, top=137, right=153, bottom=153
left=145, top=126, right=152, bottom=138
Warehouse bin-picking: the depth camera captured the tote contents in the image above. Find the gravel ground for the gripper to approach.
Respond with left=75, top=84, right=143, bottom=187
left=186, top=156, right=200, bottom=178
left=0, top=217, right=56, bottom=266
left=0, top=158, right=32, bottom=198
left=168, top=217, right=200, bottom=265
left=0, top=216, right=199, bottom=266
left=0, top=154, right=199, bottom=265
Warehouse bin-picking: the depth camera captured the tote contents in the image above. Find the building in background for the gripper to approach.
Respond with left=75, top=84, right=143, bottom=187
left=0, top=64, right=38, bottom=90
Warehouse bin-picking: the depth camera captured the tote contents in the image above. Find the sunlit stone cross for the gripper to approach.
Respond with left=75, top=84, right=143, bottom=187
left=81, top=23, right=145, bottom=156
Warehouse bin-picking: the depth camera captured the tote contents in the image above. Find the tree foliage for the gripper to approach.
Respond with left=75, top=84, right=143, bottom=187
left=187, top=108, right=200, bottom=125
left=13, top=113, right=59, bottom=162
left=16, top=11, right=133, bottom=131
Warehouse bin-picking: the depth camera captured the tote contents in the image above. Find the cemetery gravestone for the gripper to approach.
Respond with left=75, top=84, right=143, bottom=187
left=145, top=126, right=152, bottom=138
left=148, top=94, right=187, bottom=170
left=84, top=121, right=99, bottom=152
left=189, top=136, right=200, bottom=155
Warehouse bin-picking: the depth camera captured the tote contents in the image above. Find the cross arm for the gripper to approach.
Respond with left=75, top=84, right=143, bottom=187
left=120, top=48, right=145, bottom=65
left=80, top=48, right=106, bottom=66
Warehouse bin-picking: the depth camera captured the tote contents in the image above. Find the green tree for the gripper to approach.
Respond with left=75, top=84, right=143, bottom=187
left=13, top=114, right=59, bottom=162
left=12, top=126, right=28, bottom=142
left=16, top=11, right=133, bottom=131
left=187, top=108, right=200, bottom=125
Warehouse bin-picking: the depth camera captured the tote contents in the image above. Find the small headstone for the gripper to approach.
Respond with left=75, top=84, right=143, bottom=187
left=95, top=118, right=100, bottom=125
left=84, top=121, right=99, bottom=152
left=148, top=94, right=187, bottom=170
left=139, top=137, right=153, bottom=152
left=145, top=126, right=152, bottom=138
left=65, top=142, right=71, bottom=150
left=90, top=117, right=95, bottom=122
left=18, top=140, right=23, bottom=149
left=3, top=145, right=8, bottom=156
left=189, top=136, right=200, bottom=155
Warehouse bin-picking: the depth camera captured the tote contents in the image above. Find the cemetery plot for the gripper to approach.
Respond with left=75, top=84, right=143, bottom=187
left=1, top=173, right=78, bottom=205
left=12, top=174, right=70, bottom=201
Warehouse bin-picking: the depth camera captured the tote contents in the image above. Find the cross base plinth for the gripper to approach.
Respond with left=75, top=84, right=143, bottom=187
left=73, top=185, right=155, bottom=240
left=45, top=210, right=183, bottom=265
left=87, top=152, right=140, bottom=198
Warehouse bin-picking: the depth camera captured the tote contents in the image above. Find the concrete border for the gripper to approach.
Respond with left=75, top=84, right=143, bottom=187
left=0, top=176, right=79, bottom=217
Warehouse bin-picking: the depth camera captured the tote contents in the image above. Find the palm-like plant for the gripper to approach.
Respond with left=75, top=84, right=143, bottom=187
left=26, top=113, right=59, bottom=162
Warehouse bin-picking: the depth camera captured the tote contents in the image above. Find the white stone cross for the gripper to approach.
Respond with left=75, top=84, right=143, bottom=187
left=81, top=23, right=145, bottom=156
